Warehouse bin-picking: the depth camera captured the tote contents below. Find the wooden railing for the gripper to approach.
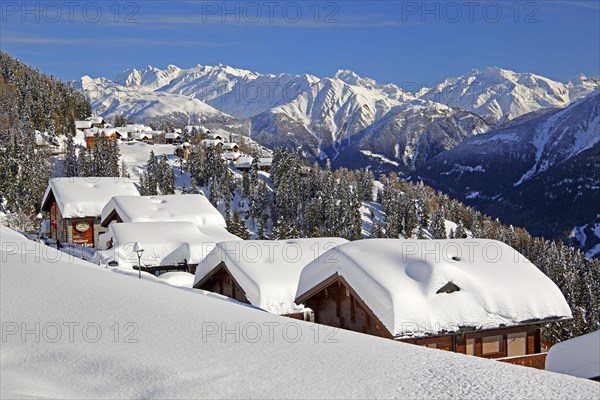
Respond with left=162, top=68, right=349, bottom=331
left=497, top=353, right=547, bottom=370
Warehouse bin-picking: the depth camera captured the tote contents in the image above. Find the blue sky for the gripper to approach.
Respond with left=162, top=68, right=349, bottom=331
left=1, top=1, right=598, bottom=86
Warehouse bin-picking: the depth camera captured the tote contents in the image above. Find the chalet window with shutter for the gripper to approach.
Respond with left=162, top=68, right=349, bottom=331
left=482, top=335, right=504, bottom=355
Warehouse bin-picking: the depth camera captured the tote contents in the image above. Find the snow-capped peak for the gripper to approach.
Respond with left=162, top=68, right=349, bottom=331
left=418, top=66, right=593, bottom=123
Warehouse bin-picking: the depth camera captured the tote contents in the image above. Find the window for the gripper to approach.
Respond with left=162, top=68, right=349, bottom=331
left=482, top=335, right=503, bottom=355
left=507, top=332, right=527, bottom=357
left=436, top=282, right=460, bottom=294
left=426, top=343, right=437, bottom=349
left=466, top=338, right=475, bottom=355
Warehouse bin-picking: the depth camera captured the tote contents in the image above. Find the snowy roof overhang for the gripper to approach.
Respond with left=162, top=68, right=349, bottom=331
left=295, top=239, right=572, bottom=337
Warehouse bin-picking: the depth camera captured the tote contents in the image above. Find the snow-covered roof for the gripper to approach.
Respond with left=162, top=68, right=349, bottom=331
left=201, top=138, right=222, bottom=147
left=124, top=124, right=153, bottom=133
left=235, top=156, right=253, bottom=169
left=86, top=116, right=105, bottom=124
left=165, top=132, right=180, bottom=139
left=2, top=225, right=598, bottom=399
left=75, top=120, right=92, bottom=129
left=258, top=157, right=273, bottom=167
left=207, top=133, right=222, bottom=140
left=156, top=271, right=195, bottom=287
left=100, top=128, right=117, bottom=136
left=101, top=194, right=227, bottom=229
left=222, top=142, right=238, bottom=150
left=295, top=239, right=572, bottom=338
left=222, top=151, right=241, bottom=160
left=83, top=128, right=99, bottom=137
left=546, top=331, right=600, bottom=379
left=98, top=221, right=241, bottom=266
left=41, top=177, right=140, bottom=218
left=132, top=131, right=152, bottom=140
left=114, top=127, right=130, bottom=137
left=194, top=238, right=348, bottom=315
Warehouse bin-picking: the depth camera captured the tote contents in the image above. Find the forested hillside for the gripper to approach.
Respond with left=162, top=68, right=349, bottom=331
left=0, top=52, right=91, bottom=229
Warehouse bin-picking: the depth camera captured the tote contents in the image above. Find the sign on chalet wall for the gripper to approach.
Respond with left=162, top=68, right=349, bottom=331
left=75, top=221, right=91, bottom=232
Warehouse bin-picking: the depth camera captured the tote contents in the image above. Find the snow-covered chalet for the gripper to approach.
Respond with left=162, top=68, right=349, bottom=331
left=40, top=177, right=140, bottom=248
left=295, top=239, right=572, bottom=368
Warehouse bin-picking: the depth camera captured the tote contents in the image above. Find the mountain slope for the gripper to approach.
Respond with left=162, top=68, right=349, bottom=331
left=76, top=75, right=232, bottom=123
left=331, top=101, right=491, bottom=175
left=418, top=67, right=597, bottom=124
left=415, top=90, right=600, bottom=241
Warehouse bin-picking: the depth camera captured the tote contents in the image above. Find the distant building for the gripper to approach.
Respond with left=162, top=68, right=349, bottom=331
left=165, top=132, right=181, bottom=144
left=131, top=131, right=153, bottom=141
left=295, top=239, right=572, bottom=368
left=235, top=157, right=273, bottom=172
left=234, top=156, right=253, bottom=172
left=201, top=138, right=223, bottom=148
left=207, top=133, right=223, bottom=141
left=84, top=128, right=116, bottom=149
left=86, top=116, right=106, bottom=128
left=40, top=178, right=140, bottom=248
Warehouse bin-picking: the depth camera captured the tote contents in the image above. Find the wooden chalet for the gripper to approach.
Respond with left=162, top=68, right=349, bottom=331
left=295, top=239, right=572, bottom=369
left=194, top=238, right=348, bottom=319
left=85, top=128, right=117, bottom=149
left=40, top=178, right=140, bottom=248
left=100, top=194, right=228, bottom=229
left=98, top=221, right=241, bottom=276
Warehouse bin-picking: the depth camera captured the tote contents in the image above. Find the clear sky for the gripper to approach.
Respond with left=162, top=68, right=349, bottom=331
left=1, top=1, right=598, bottom=87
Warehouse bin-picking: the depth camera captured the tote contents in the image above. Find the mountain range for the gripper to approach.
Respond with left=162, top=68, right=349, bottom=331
left=76, top=65, right=597, bottom=161
left=76, top=64, right=600, bottom=252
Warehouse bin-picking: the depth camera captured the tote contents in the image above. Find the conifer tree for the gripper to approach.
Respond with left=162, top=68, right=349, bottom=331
left=63, top=134, right=79, bottom=177
left=429, top=208, right=447, bottom=239
left=227, top=210, right=250, bottom=240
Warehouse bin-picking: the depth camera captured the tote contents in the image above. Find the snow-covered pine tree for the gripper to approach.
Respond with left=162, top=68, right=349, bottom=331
left=227, top=210, right=250, bottom=240
left=107, top=139, right=121, bottom=177
left=143, top=150, right=159, bottom=195
left=159, top=156, right=175, bottom=195
left=63, top=134, right=79, bottom=177
left=79, top=148, right=91, bottom=177
left=429, top=207, right=447, bottom=239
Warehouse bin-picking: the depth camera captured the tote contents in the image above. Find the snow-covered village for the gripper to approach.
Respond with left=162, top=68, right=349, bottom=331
left=1, top=2, right=599, bottom=399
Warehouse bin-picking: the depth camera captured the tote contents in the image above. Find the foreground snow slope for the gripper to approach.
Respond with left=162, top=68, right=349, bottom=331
left=1, top=227, right=597, bottom=399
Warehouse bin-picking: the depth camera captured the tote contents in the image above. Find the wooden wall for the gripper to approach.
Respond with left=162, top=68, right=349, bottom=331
left=303, top=278, right=392, bottom=339
left=196, top=264, right=249, bottom=305
left=302, top=275, right=545, bottom=363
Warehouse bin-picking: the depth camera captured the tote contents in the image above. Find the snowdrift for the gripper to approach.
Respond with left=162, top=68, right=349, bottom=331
left=1, top=227, right=596, bottom=399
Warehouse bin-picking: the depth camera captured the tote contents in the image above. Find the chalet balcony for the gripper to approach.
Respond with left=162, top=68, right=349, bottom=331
left=497, top=353, right=548, bottom=370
